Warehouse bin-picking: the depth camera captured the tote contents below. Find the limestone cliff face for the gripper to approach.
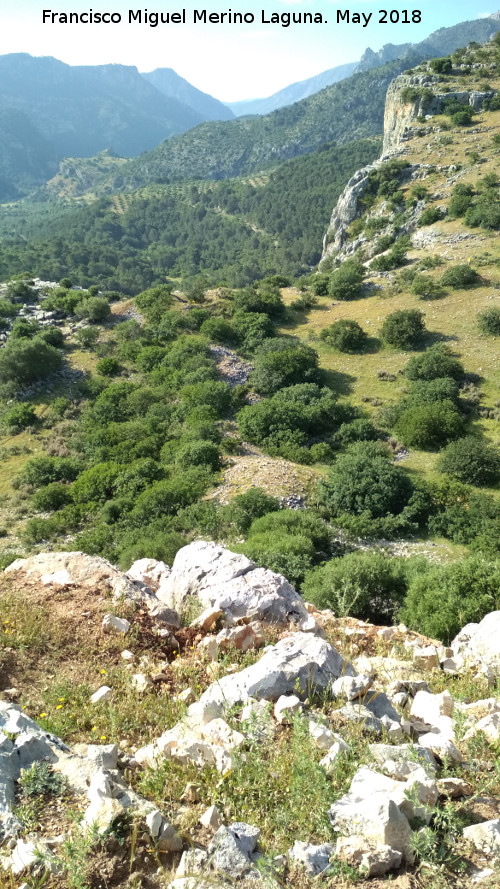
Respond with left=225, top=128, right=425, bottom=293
left=321, top=70, right=495, bottom=264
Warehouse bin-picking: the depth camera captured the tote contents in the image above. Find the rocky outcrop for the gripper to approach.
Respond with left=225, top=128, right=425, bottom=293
left=383, top=74, right=494, bottom=154
left=157, top=540, right=318, bottom=632
left=321, top=162, right=381, bottom=258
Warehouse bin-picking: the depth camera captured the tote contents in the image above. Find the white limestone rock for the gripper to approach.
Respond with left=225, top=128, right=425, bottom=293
left=463, top=820, right=500, bottom=858
left=156, top=541, right=318, bottom=632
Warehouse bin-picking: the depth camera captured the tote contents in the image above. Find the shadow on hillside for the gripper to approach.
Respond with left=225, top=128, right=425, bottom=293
left=321, top=368, right=356, bottom=396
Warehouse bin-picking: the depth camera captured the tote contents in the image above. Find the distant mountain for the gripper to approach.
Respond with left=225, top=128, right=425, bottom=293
left=0, top=108, right=58, bottom=201
left=355, top=12, right=500, bottom=72
left=229, top=11, right=500, bottom=121
left=228, top=62, right=357, bottom=117
left=0, top=54, right=204, bottom=159
left=142, top=68, right=234, bottom=121
left=96, top=60, right=409, bottom=194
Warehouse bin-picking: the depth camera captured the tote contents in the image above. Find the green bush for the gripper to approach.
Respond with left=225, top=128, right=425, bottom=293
left=394, top=401, right=464, bottom=450
left=302, top=551, right=420, bottom=623
left=242, top=509, right=330, bottom=586
left=410, top=275, right=444, bottom=300
left=436, top=437, right=500, bottom=486
left=199, top=317, right=239, bottom=346
left=464, top=194, right=500, bottom=231
left=319, top=319, right=368, bottom=353
left=96, top=357, right=121, bottom=377
left=15, top=456, right=80, bottom=489
left=418, top=207, right=444, bottom=227
left=32, top=483, right=73, bottom=512
left=134, top=284, right=173, bottom=323
left=319, top=442, right=414, bottom=519
left=448, top=184, right=474, bottom=218
left=334, top=418, right=379, bottom=447
left=478, top=307, right=500, bottom=336
left=328, top=259, right=365, bottom=300
left=429, top=57, right=452, bottom=74
left=36, top=327, right=65, bottom=348
left=180, top=380, right=232, bottom=417
left=400, top=557, right=500, bottom=642
left=0, top=338, right=63, bottom=387
left=440, top=265, right=479, bottom=288
left=404, top=344, right=464, bottom=381
left=2, top=403, right=36, bottom=430
left=226, top=488, right=280, bottom=533
left=250, top=340, right=319, bottom=396
left=380, top=309, right=426, bottom=350
left=451, top=111, right=473, bottom=126
left=174, top=440, right=220, bottom=472
left=74, top=297, right=110, bottom=322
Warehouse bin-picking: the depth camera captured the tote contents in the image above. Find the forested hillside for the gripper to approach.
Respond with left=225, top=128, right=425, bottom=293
left=0, top=138, right=381, bottom=289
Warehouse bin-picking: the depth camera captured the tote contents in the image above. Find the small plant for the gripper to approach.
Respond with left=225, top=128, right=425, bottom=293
left=19, top=761, right=66, bottom=798
left=319, top=319, right=368, bottom=353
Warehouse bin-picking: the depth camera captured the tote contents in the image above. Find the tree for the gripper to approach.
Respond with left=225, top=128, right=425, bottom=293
left=0, top=337, right=62, bottom=387
left=404, top=344, right=464, bottom=381
left=74, top=296, right=110, bottom=323
left=250, top=340, right=319, bottom=396
left=478, top=308, right=500, bottom=336
left=436, top=437, right=500, bottom=486
left=319, top=441, right=414, bottom=519
left=380, top=309, right=426, bottom=349
left=328, top=259, right=365, bottom=301
left=319, top=319, right=368, bottom=352
left=394, top=401, right=464, bottom=450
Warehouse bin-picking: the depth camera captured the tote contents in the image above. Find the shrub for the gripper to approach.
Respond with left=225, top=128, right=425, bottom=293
left=380, top=309, right=426, bottom=350
left=129, top=468, right=212, bottom=526
left=464, top=194, right=500, bottom=231
left=436, top=437, right=500, bottom=486
left=302, top=551, right=418, bottom=623
left=478, top=307, right=500, bottom=336
left=429, top=57, right=452, bottom=74
left=404, top=344, right=464, bottom=381
left=0, top=338, right=62, bottom=387
left=199, top=317, right=239, bottom=346
left=135, top=284, right=173, bottom=323
left=334, top=418, right=379, bottom=447
left=2, top=403, right=36, bottom=430
left=74, top=297, right=110, bottom=322
left=410, top=275, right=443, bottom=300
left=448, top=184, right=474, bottom=218
left=231, top=311, right=274, bottom=355
left=96, top=357, right=121, bottom=377
left=250, top=340, right=319, bottom=396
left=418, top=207, right=444, bottom=226
left=226, top=488, right=280, bottom=533
left=175, top=440, right=220, bottom=472
left=319, top=441, right=414, bottom=519
left=74, top=327, right=99, bottom=349
left=233, top=284, right=285, bottom=318
left=36, top=327, right=64, bottom=348
left=400, top=557, right=500, bottom=642
left=328, top=259, right=365, bottom=301
left=242, top=509, right=330, bottom=585
left=440, top=265, right=479, bottom=288
left=451, top=111, right=473, bottom=126
left=180, top=380, right=232, bottom=417
left=394, top=401, right=464, bottom=450
left=15, top=456, right=80, bottom=489
left=319, top=319, right=368, bottom=353
left=32, top=483, right=72, bottom=512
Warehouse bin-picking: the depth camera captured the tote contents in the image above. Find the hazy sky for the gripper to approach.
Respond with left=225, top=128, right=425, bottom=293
left=0, top=2, right=495, bottom=101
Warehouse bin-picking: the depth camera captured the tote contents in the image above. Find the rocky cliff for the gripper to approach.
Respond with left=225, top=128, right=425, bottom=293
left=321, top=53, right=496, bottom=264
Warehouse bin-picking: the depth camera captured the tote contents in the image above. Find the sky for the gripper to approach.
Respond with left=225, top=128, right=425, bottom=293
left=0, top=1, right=496, bottom=102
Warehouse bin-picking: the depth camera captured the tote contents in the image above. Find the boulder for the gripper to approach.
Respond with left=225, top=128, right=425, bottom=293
left=451, top=612, right=500, bottom=675
left=287, top=841, right=334, bottom=876
left=463, top=820, right=500, bottom=857
left=336, top=837, right=402, bottom=877
left=126, top=558, right=171, bottom=592
left=156, top=541, right=317, bottom=631
left=196, top=632, right=353, bottom=707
